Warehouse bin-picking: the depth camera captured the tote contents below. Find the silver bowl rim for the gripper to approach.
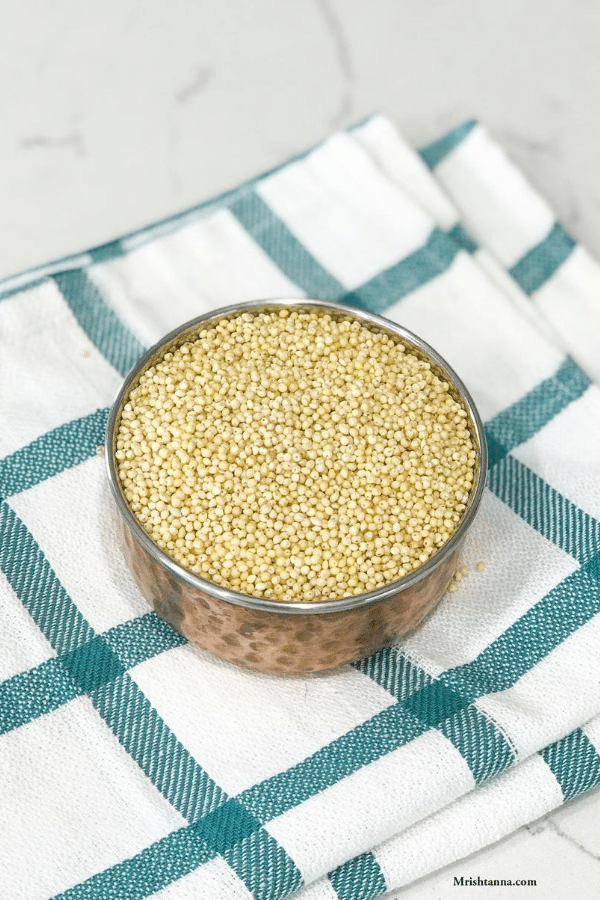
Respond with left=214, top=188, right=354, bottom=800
left=105, top=298, right=487, bottom=615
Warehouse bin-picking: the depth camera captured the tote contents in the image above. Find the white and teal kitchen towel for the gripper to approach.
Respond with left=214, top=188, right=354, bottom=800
left=1, top=114, right=600, bottom=900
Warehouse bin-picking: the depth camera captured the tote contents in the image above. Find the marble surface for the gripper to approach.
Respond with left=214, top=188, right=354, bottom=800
left=3, top=1, right=600, bottom=896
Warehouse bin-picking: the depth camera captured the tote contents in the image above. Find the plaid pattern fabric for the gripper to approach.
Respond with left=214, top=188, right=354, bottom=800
left=1, top=115, right=600, bottom=900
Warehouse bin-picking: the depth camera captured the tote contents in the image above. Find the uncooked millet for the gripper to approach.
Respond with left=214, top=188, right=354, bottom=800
left=447, top=560, right=486, bottom=593
left=116, top=309, right=477, bottom=602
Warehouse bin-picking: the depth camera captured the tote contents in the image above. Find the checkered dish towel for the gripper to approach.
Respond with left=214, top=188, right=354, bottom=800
left=1, top=115, right=600, bottom=900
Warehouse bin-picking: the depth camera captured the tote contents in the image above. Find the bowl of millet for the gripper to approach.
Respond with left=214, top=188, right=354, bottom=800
left=105, top=299, right=487, bottom=673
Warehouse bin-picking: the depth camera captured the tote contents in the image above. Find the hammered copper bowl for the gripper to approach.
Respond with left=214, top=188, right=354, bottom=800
left=105, top=299, right=487, bottom=674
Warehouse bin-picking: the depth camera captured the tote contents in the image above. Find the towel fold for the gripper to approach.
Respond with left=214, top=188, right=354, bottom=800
left=1, top=114, right=599, bottom=900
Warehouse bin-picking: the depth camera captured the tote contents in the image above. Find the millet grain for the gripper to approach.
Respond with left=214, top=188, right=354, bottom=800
left=116, top=309, right=476, bottom=601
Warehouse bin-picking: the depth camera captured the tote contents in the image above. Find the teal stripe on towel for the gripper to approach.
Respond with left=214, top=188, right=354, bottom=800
left=419, top=120, right=478, bottom=169
left=238, top=703, right=429, bottom=822
left=0, top=407, right=109, bottom=497
left=0, top=276, right=47, bottom=302
left=436, top=703, right=515, bottom=784
left=0, top=613, right=186, bottom=735
left=53, top=269, right=146, bottom=375
left=485, top=356, right=591, bottom=467
left=328, top=852, right=387, bottom=900
left=353, top=646, right=434, bottom=699
left=0, top=658, right=81, bottom=735
left=448, top=222, right=478, bottom=254
left=87, top=675, right=225, bottom=820
left=103, top=611, right=188, bottom=669
left=355, top=647, right=514, bottom=783
left=509, top=223, right=576, bottom=295
left=341, top=227, right=462, bottom=313
left=93, top=672, right=235, bottom=821
left=444, top=564, right=600, bottom=700
left=88, top=238, right=125, bottom=264
left=541, top=729, right=600, bottom=800
left=52, top=824, right=217, bottom=900
left=229, top=189, right=345, bottom=299
left=487, top=455, right=600, bottom=566
left=0, top=500, right=93, bottom=655
left=223, top=829, right=303, bottom=900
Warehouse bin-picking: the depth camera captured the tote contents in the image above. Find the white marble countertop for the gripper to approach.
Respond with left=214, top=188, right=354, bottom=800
left=3, top=1, right=600, bottom=896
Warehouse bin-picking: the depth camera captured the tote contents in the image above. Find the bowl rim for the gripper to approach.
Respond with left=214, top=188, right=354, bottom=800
left=105, top=298, right=487, bottom=615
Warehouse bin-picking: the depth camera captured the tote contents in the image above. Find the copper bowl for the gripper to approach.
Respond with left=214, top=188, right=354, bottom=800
left=105, top=299, right=487, bottom=673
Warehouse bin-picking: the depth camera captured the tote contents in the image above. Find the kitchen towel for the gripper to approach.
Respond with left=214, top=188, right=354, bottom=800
left=1, top=114, right=599, bottom=900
